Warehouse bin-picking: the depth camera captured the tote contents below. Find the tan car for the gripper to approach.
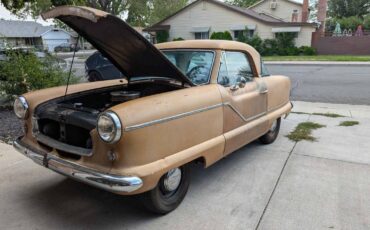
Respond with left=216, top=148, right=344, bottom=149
left=13, top=6, right=292, bottom=214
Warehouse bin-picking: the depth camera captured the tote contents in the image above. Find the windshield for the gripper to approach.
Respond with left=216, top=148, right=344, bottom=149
left=162, top=50, right=214, bottom=85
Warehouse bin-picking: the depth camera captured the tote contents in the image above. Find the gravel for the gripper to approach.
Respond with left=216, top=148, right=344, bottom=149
left=0, top=109, right=23, bottom=144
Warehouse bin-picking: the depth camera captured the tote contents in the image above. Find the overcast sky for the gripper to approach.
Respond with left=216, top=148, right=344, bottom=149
left=0, top=4, right=53, bottom=25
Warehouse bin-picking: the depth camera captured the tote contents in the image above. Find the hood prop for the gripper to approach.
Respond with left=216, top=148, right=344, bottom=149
left=64, top=35, right=80, bottom=100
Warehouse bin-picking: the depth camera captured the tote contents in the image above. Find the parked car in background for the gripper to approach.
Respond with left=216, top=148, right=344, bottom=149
left=54, top=42, right=80, bottom=52
left=14, top=6, right=292, bottom=214
left=85, top=51, right=123, bottom=81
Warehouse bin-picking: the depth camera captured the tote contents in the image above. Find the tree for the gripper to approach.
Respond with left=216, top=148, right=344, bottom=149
left=1, top=0, right=188, bottom=27
left=328, top=0, right=370, bottom=18
left=126, top=0, right=150, bottom=27
left=225, top=0, right=260, bottom=8
left=1, top=0, right=130, bottom=17
left=148, top=0, right=187, bottom=25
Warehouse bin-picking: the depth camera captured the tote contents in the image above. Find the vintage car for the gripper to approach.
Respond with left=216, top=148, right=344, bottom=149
left=13, top=6, right=292, bottom=214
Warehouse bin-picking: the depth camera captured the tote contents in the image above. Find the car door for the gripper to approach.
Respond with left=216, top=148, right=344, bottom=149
left=217, top=51, right=268, bottom=155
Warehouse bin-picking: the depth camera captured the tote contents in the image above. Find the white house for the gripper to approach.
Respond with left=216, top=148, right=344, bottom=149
left=249, top=0, right=307, bottom=22
left=0, top=20, right=76, bottom=52
left=145, top=0, right=317, bottom=47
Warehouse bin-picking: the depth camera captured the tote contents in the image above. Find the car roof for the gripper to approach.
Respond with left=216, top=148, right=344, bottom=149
left=155, top=40, right=262, bottom=74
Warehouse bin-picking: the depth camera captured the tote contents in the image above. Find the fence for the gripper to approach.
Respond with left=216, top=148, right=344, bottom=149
left=311, top=32, right=370, bottom=55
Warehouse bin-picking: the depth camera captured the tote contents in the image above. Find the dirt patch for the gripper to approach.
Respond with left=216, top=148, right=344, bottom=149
left=0, top=108, right=23, bottom=144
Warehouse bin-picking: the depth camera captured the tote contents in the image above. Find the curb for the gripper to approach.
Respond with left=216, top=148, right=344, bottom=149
left=264, top=61, right=370, bottom=66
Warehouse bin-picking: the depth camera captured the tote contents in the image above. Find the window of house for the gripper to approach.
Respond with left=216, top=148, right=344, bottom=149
left=194, top=32, right=209, bottom=39
left=217, top=51, right=254, bottom=87
left=25, top=38, right=35, bottom=45
left=233, top=30, right=255, bottom=40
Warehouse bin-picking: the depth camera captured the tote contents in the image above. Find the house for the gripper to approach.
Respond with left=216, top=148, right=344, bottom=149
left=249, top=0, right=309, bottom=23
left=145, top=0, right=316, bottom=47
left=0, top=20, right=76, bottom=52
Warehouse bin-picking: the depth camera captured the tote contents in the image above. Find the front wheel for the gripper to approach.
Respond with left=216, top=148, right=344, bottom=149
left=140, top=165, right=190, bottom=214
left=259, top=118, right=281, bottom=144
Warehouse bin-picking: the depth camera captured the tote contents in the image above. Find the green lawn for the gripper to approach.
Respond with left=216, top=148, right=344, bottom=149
left=263, top=55, right=370, bottom=62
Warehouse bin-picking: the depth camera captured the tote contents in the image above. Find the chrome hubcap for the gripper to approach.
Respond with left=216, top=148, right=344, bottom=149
left=163, top=168, right=182, bottom=192
left=269, top=120, right=277, bottom=132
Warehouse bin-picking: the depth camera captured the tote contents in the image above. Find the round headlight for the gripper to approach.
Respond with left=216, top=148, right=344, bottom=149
left=14, top=96, right=29, bottom=119
left=97, top=111, right=122, bottom=144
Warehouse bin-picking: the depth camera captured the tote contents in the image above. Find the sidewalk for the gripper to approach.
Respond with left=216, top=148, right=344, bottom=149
left=1, top=101, right=369, bottom=229
left=265, top=61, right=370, bottom=66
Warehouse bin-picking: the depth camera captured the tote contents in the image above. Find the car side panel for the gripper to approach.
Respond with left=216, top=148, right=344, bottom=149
left=264, top=75, right=292, bottom=126
left=109, top=84, right=225, bottom=193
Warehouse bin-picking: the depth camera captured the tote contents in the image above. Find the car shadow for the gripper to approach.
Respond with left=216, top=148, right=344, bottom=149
left=24, top=141, right=263, bottom=228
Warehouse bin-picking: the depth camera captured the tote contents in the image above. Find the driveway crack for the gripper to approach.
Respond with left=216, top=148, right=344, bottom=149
left=255, top=141, right=298, bottom=230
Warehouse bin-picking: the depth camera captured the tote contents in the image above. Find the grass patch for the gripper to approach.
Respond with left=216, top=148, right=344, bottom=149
left=263, top=55, right=370, bottom=62
left=339, top=121, right=359, bottom=127
left=286, top=122, right=326, bottom=142
left=312, top=112, right=346, bottom=118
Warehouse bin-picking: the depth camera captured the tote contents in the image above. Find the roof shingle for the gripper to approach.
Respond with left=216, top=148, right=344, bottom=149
left=0, top=20, right=53, bottom=38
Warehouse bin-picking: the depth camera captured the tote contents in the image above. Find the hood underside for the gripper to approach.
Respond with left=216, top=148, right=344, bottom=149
left=42, top=6, right=193, bottom=86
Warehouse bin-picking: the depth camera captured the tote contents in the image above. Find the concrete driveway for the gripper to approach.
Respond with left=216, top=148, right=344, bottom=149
left=1, top=101, right=370, bottom=230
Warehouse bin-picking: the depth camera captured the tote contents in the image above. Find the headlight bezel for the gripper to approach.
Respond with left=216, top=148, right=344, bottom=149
left=14, top=96, right=29, bottom=119
left=97, top=111, right=122, bottom=144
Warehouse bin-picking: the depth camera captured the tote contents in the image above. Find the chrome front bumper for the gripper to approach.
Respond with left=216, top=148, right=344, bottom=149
left=13, top=137, right=143, bottom=193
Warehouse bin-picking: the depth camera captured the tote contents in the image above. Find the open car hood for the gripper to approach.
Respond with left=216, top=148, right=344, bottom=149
left=42, top=6, right=193, bottom=86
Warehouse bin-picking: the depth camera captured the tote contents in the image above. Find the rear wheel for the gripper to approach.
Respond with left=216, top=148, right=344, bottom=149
left=140, top=165, right=190, bottom=214
left=259, top=118, right=281, bottom=144
left=88, top=71, right=102, bottom=82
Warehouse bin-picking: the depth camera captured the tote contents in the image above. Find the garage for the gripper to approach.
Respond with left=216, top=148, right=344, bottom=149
left=41, top=29, right=74, bottom=52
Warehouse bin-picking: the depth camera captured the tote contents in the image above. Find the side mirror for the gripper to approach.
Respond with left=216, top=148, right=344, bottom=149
left=230, top=77, right=247, bottom=91
left=238, top=76, right=247, bottom=88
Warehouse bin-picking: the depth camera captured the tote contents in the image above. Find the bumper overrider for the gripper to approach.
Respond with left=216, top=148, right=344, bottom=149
left=13, top=137, right=143, bottom=193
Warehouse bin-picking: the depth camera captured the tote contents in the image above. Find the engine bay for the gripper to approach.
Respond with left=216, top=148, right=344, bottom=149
left=33, top=81, right=182, bottom=155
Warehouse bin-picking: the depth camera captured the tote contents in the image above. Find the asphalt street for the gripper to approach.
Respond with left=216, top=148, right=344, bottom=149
left=267, top=64, right=370, bottom=105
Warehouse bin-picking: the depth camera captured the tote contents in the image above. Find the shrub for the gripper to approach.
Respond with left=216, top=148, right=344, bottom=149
left=299, top=46, right=317, bottom=55
left=285, top=46, right=300, bottom=56
left=173, top=37, right=184, bottom=41
left=261, top=38, right=278, bottom=56
left=210, top=31, right=233, bottom=40
left=244, top=35, right=263, bottom=53
left=0, top=50, right=76, bottom=96
left=156, top=30, right=169, bottom=43
left=275, top=32, right=296, bottom=48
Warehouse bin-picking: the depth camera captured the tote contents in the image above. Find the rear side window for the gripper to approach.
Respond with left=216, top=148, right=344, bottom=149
left=261, top=60, right=270, bottom=77
left=217, top=51, right=254, bottom=87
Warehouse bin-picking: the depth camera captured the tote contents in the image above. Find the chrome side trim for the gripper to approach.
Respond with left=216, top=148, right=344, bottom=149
left=124, top=101, right=291, bottom=132
left=13, top=137, right=143, bottom=193
left=223, top=102, right=267, bottom=123
left=124, top=103, right=224, bottom=132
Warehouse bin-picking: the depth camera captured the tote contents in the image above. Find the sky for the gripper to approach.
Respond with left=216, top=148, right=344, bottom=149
left=0, top=4, right=52, bottom=25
